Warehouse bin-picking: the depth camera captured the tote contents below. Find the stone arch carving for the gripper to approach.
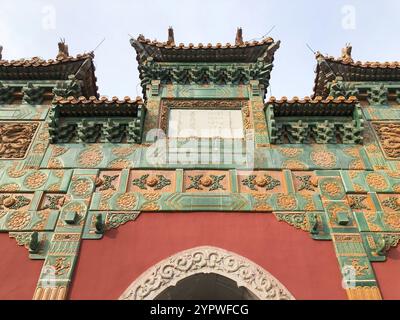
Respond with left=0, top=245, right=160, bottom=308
left=119, top=246, right=295, bottom=300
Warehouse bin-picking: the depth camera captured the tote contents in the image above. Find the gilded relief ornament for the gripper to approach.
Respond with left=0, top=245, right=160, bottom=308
left=295, top=175, right=318, bottom=192
left=111, top=145, right=137, bottom=157
left=140, top=202, right=160, bottom=211
left=0, top=195, right=30, bottom=210
left=6, top=163, right=27, bottom=178
left=77, top=147, right=103, bottom=168
left=132, top=174, right=171, bottom=191
left=0, top=183, right=20, bottom=192
left=53, top=257, right=71, bottom=276
left=282, top=160, right=308, bottom=170
left=42, top=195, right=65, bottom=210
left=71, top=179, right=93, bottom=197
left=5, top=211, right=32, bottom=230
left=116, top=193, right=137, bottom=210
left=365, top=173, right=388, bottom=191
left=32, top=143, right=46, bottom=154
left=143, top=192, right=162, bottom=201
left=98, top=175, right=118, bottom=191
left=326, top=203, right=351, bottom=224
left=48, top=158, right=63, bottom=169
left=108, top=158, right=133, bottom=169
left=348, top=195, right=369, bottom=210
left=350, top=259, right=369, bottom=276
left=320, top=179, right=345, bottom=199
left=51, top=146, right=69, bottom=157
left=276, top=194, right=297, bottom=210
left=310, top=150, right=337, bottom=168
left=275, top=213, right=309, bottom=231
left=187, top=174, right=226, bottom=191
left=242, top=174, right=281, bottom=191
left=62, top=202, right=84, bottom=214
left=383, top=212, right=400, bottom=230
left=24, top=171, right=48, bottom=189
left=106, top=212, right=140, bottom=229
left=278, top=147, right=302, bottom=158
left=381, top=197, right=400, bottom=211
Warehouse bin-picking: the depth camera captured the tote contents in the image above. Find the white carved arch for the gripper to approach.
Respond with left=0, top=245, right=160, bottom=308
left=119, top=246, right=295, bottom=300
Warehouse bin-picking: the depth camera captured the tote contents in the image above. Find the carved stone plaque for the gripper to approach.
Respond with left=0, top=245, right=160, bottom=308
left=168, top=109, right=244, bottom=138
left=0, top=122, right=39, bottom=159
left=372, top=122, right=400, bottom=159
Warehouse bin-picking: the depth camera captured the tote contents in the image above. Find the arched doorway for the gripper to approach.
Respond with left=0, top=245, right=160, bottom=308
left=155, top=273, right=258, bottom=300
left=119, top=246, right=294, bottom=300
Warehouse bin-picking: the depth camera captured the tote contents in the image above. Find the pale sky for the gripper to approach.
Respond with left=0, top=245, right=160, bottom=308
left=0, top=0, right=399, bottom=99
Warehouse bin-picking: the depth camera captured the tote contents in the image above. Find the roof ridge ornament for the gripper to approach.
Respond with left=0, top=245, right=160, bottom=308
left=235, top=27, right=244, bottom=46
left=340, top=43, right=353, bottom=63
left=167, top=26, right=175, bottom=46
left=57, top=38, right=69, bottom=60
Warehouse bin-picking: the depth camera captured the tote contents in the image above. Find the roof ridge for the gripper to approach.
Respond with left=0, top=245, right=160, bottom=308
left=0, top=52, right=94, bottom=66
left=54, top=95, right=143, bottom=105
left=135, top=34, right=275, bottom=50
left=315, top=52, right=400, bottom=68
left=268, top=95, right=358, bottom=104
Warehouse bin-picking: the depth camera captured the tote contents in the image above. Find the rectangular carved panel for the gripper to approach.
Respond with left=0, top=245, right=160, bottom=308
left=372, top=122, right=400, bottom=159
left=0, top=122, right=38, bottom=159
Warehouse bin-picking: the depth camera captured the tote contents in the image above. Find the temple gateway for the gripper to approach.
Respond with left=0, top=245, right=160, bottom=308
left=0, top=28, right=399, bottom=300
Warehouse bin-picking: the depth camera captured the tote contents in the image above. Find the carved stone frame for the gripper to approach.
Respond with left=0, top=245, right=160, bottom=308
left=159, top=99, right=251, bottom=138
left=119, top=246, right=295, bottom=300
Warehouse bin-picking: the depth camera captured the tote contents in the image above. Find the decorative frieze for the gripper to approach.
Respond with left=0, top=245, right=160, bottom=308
left=52, top=75, right=82, bottom=98
left=22, top=82, right=45, bottom=105
left=0, top=82, right=15, bottom=104
left=328, top=80, right=359, bottom=99
left=137, top=58, right=274, bottom=98
left=367, top=84, right=388, bottom=106
left=48, top=97, right=146, bottom=143
left=265, top=97, right=364, bottom=144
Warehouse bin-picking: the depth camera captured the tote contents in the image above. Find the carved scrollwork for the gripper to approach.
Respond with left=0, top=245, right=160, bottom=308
left=119, top=246, right=294, bottom=300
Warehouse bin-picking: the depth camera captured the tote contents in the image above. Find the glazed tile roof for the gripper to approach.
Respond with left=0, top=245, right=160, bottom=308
left=52, top=96, right=144, bottom=117
left=130, top=29, right=280, bottom=63
left=0, top=52, right=98, bottom=97
left=0, top=53, right=94, bottom=67
left=267, top=96, right=358, bottom=116
left=313, top=52, right=400, bottom=98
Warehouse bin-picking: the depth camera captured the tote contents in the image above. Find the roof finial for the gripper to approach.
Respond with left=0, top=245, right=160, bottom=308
left=340, top=43, right=353, bottom=63
left=0, top=45, right=3, bottom=60
left=167, top=26, right=175, bottom=46
left=57, top=38, right=69, bottom=60
left=235, top=27, right=244, bottom=46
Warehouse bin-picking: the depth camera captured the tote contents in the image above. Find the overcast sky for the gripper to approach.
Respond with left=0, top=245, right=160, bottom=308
left=0, top=0, right=399, bottom=99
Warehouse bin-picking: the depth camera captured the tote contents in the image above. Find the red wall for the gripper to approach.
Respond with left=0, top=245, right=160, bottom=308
left=373, top=246, right=400, bottom=300
left=68, top=212, right=347, bottom=300
left=0, top=233, right=43, bottom=300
